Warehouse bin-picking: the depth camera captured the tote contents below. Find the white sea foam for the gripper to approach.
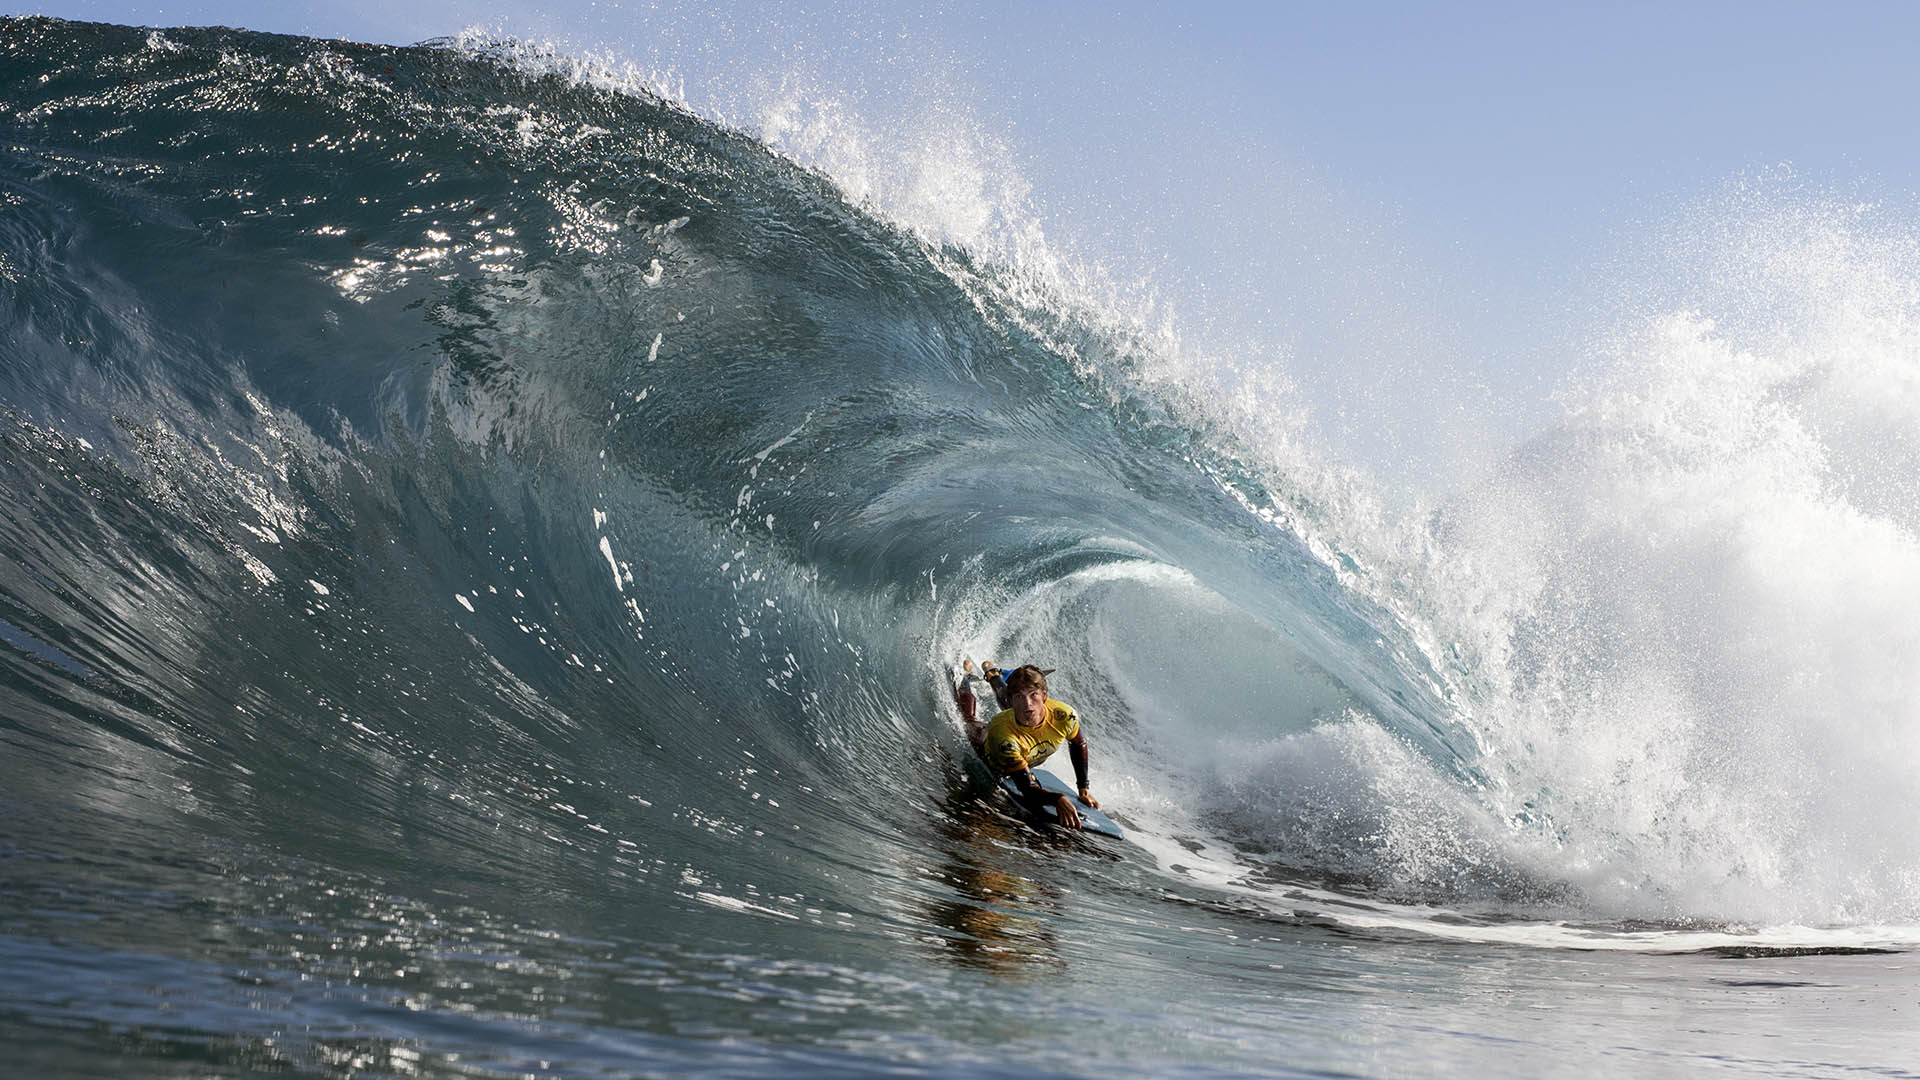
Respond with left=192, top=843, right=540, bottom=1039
left=1338, top=189, right=1920, bottom=927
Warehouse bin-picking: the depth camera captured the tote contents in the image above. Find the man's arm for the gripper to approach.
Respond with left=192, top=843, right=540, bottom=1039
left=1067, top=729, right=1098, bottom=810
left=1009, top=767, right=1082, bottom=830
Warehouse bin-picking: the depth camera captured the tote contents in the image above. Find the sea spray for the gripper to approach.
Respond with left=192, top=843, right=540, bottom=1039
left=1361, top=193, right=1920, bottom=924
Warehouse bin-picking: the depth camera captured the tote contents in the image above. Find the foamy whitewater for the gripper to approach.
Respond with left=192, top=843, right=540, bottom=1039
left=4, top=18, right=1920, bottom=1078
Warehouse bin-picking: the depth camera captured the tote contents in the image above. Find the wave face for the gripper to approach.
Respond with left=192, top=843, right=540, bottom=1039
left=7, top=17, right=1920, bottom=1078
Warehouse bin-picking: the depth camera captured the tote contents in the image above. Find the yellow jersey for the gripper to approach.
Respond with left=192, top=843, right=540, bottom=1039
left=982, top=699, right=1080, bottom=777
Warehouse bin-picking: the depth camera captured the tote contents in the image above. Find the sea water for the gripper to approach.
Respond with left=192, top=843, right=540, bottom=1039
left=3, top=18, right=1920, bottom=1076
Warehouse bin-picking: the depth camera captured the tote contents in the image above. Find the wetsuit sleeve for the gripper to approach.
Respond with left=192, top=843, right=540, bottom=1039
left=1069, top=729, right=1090, bottom=791
left=1008, top=769, right=1056, bottom=812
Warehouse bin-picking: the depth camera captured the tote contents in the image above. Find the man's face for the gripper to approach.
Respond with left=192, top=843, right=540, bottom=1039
left=1012, top=685, right=1046, bottom=724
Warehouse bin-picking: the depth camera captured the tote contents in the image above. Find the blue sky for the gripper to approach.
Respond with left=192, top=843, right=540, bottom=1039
left=14, top=1, right=1920, bottom=479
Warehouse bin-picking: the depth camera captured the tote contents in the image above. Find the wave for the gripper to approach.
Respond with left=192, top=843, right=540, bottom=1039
left=4, top=16, right=1920, bottom=958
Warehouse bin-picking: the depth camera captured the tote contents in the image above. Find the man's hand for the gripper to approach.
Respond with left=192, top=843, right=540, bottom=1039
left=1078, top=787, right=1099, bottom=809
left=1054, top=793, right=1082, bottom=830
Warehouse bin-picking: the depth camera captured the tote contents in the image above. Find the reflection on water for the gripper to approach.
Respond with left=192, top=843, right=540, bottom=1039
left=915, top=788, right=1070, bottom=976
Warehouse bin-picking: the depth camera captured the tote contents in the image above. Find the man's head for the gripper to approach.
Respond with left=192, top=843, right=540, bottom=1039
left=1004, top=664, right=1054, bottom=723
left=1002, top=664, right=1048, bottom=697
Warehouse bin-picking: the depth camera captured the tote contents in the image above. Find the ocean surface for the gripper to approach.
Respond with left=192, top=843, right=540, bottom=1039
left=5, top=17, right=1920, bottom=1077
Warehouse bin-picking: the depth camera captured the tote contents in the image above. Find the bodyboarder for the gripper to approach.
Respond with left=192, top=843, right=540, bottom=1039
left=977, top=664, right=1099, bottom=831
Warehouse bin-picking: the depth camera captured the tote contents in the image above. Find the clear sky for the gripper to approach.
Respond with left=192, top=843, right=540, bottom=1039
left=13, top=0, right=1920, bottom=481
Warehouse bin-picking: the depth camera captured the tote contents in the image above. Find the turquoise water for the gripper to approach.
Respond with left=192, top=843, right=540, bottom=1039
left=4, top=18, right=1920, bottom=1076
